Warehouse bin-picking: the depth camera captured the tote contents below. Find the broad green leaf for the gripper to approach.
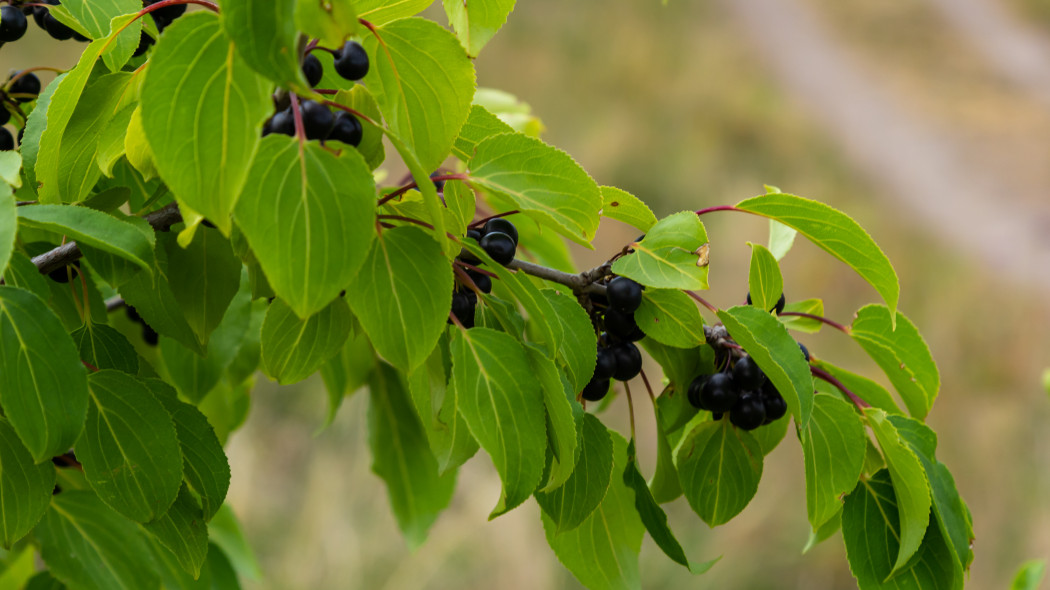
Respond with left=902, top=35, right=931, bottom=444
left=803, top=509, right=842, bottom=554
left=0, top=417, right=55, bottom=547
left=0, top=546, right=37, bottom=589
left=650, top=397, right=684, bottom=503
left=37, top=491, right=159, bottom=590
left=121, top=240, right=206, bottom=356
left=124, top=107, right=158, bottom=181
left=611, top=212, right=709, bottom=290
left=60, top=0, right=138, bottom=38
left=0, top=186, right=14, bottom=277
left=677, top=419, right=763, bottom=526
left=641, top=340, right=713, bottom=396
left=469, top=133, right=601, bottom=246
left=331, top=86, right=385, bottom=169
left=0, top=252, right=49, bottom=302
left=406, top=338, right=479, bottom=473
left=101, top=13, right=143, bottom=72
left=145, top=379, right=231, bottom=521
left=842, top=470, right=960, bottom=590
left=319, top=332, right=374, bottom=428
left=542, top=289, right=595, bottom=391
left=368, top=363, right=457, bottom=548
left=746, top=242, right=783, bottom=313
left=444, top=179, right=476, bottom=235
left=235, top=136, right=376, bottom=319
left=197, top=380, right=252, bottom=447
left=261, top=297, right=352, bottom=384
left=624, top=440, right=716, bottom=574
left=542, top=432, right=644, bottom=590
left=527, top=345, right=582, bottom=492
left=72, top=323, right=139, bottom=374
left=717, top=305, right=814, bottom=432
left=354, top=0, right=432, bottom=26
left=18, top=205, right=154, bottom=271
left=735, top=193, right=899, bottom=318
left=97, top=104, right=137, bottom=177
left=601, top=186, right=657, bottom=233
left=35, top=41, right=106, bottom=204
left=768, top=219, right=797, bottom=260
left=382, top=126, right=451, bottom=249
left=143, top=485, right=209, bottom=578
left=450, top=328, right=546, bottom=517
left=207, top=505, right=263, bottom=581
left=142, top=12, right=272, bottom=234
left=473, top=87, right=544, bottom=136
left=535, top=413, right=612, bottom=532
left=162, top=228, right=242, bottom=344
left=452, top=105, right=514, bottom=161
left=295, top=0, right=357, bottom=47
left=346, top=226, right=451, bottom=372
left=0, top=286, right=89, bottom=462
left=851, top=304, right=939, bottom=419
left=778, top=298, right=825, bottom=333
left=802, top=394, right=865, bottom=530
left=21, top=73, right=66, bottom=195
left=363, top=17, right=475, bottom=172
left=0, top=151, right=21, bottom=188
left=443, top=0, right=515, bottom=57
left=80, top=370, right=182, bottom=522
left=24, top=572, right=66, bottom=590
left=219, top=0, right=308, bottom=91
left=750, top=414, right=790, bottom=455
left=864, top=408, right=932, bottom=576
left=635, top=288, right=704, bottom=349
left=814, top=360, right=903, bottom=415
left=1011, top=560, right=1047, bottom=590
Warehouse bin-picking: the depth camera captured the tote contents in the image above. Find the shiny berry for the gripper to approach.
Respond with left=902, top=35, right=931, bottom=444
left=328, top=111, right=362, bottom=147
left=732, top=355, right=765, bottom=390
left=730, top=392, right=766, bottom=430
left=266, top=108, right=295, bottom=137
left=43, top=12, right=74, bottom=40
left=450, top=291, right=475, bottom=328
left=700, top=372, right=738, bottom=413
left=480, top=231, right=515, bottom=266
left=302, top=53, right=323, bottom=87
left=300, top=100, right=334, bottom=140
left=0, top=128, right=13, bottom=151
left=581, top=377, right=609, bottom=402
left=9, top=72, right=41, bottom=102
left=762, top=389, right=788, bottom=423
left=607, top=277, right=643, bottom=313
left=687, top=375, right=708, bottom=409
left=603, top=307, right=644, bottom=342
left=467, top=270, right=491, bottom=294
left=611, top=342, right=642, bottom=381
left=333, top=40, right=369, bottom=81
left=594, top=346, right=617, bottom=380
left=0, top=6, right=28, bottom=42
left=482, top=218, right=518, bottom=245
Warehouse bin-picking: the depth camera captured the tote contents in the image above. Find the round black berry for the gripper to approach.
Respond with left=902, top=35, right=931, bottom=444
left=450, top=291, right=475, bottom=328
left=581, top=377, right=609, bottom=402
left=0, top=128, right=13, bottom=151
left=149, top=1, right=186, bottom=23
left=480, top=231, right=515, bottom=266
left=732, top=355, right=765, bottom=390
left=607, top=277, right=643, bottom=313
left=730, top=392, right=766, bottom=430
left=711, top=411, right=724, bottom=421
left=482, top=218, right=518, bottom=245
left=799, top=341, right=810, bottom=362
left=300, top=100, right=334, bottom=140
left=611, top=342, right=642, bottom=381
left=9, top=72, right=41, bottom=102
left=142, top=324, right=159, bottom=346
left=125, top=305, right=142, bottom=324
left=687, top=375, right=708, bottom=409
left=301, top=53, right=323, bottom=88
left=762, top=389, right=788, bottom=423
left=266, top=108, right=295, bottom=137
left=603, top=307, right=644, bottom=342
left=700, top=372, right=738, bottom=413
left=43, top=12, right=74, bottom=40
left=0, top=107, right=9, bottom=126
left=594, top=346, right=617, bottom=381
left=328, top=111, right=362, bottom=147
left=0, top=6, right=28, bottom=42
left=333, top=40, right=369, bottom=81
left=467, top=270, right=491, bottom=294
left=32, top=2, right=57, bottom=31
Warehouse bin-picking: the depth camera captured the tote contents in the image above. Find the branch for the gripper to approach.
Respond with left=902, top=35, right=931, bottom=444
left=507, top=258, right=611, bottom=294
left=810, top=365, right=871, bottom=410
left=31, top=203, right=183, bottom=275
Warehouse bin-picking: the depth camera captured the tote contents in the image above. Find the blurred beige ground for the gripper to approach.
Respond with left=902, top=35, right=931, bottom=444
left=6, top=0, right=1050, bottom=587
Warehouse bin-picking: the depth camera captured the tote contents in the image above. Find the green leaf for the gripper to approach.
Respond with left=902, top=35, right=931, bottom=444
left=353, top=0, right=432, bottom=26
left=124, top=107, right=158, bottom=181
left=21, top=73, right=65, bottom=196
left=443, top=0, right=515, bottom=57
left=864, top=408, right=932, bottom=576
left=813, top=359, right=903, bottom=415
left=452, top=105, right=514, bottom=161
left=624, top=440, right=716, bottom=574
left=346, top=226, right=452, bottom=372
left=235, top=136, right=376, bottom=319
left=101, top=13, right=143, bottom=72
left=450, top=327, right=546, bottom=517
left=641, top=340, right=713, bottom=397
left=0, top=546, right=38, bottom=589
left=601, top=186, right=657, bottom=233
left=363, top=17, right=475, bottom=172
left=717, top=305, right=814, bottom=432
left=18, top=205, right=155, bottom=271
left=0, top=417, right=55, bottom=547
left=79, top=370, right=183, bottom=522
left=207, top=504, right=262, bottom=581
left=368, top=362, right=457, bottom=548
left=98, top=105, right=137, bottom=177
left=535, top=413, right=612, bottom=533
left=60, top=0, right=138, bottom=38
left=611, top=212, right=710, bottom=290
left=676, top=419, right=763, bottom=526
left=767, top=219, right=797, bottom=260
left=650, top=397, right=684, bottom=502
left=37, top=491, right=160, bottom=590
left=473, top=87, right=543, bottom=136
left=469, top=133, right=601, bottom=246
left=842, top=469, right=960, bottom=590
left=1011, top=560, right=1046, bottom=590
left=161, top=228, right=242, bottom=344
left=803, top=508, right=842, bottom=554
left=0, top=151, right=21, bottom=189
left=406, top=338, right=479, bottom=474
left=0, top=252, right=49, bottom=302
left=143, top=485, right=209, bottom=578
left=261, top=297, right=352, bottom=384
left=750, top=414, right=789, bottom=455
left=635, top=288, right=704, bottom=348
left=72, top=323, right=139, bottom=374
left=319, top=332, right=374, bottom=428
left=801, top=393, right=865, bottom=530
left=778, top=298, right=825, bottom=333
left=542, top=432, right=644, bottom=590
left=295, top=0, right=357, bottom=47
left=542, top=289, right=596, bottom=391
left=0, top=286, right=89, bottom=462
left=24, top=572, right=66, bottom=590
left=735, top=192, right=899, bottom=318
left=0, top=186, right=15, bottom=277
left=142, top=11, right=272, bottom=234
left=527, top=345, right=582, bottom=492
left=746, top=242, right=783, bottom=313
left=220, top=0, right=307, bottom=90
left=851, top=304, right=939, bottom=419
left=120, top=240, right=206, bottom=356
left=145, top=379, right=231, bottom=521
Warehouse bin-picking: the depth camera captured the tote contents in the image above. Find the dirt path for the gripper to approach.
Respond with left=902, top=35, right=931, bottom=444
left=719, top=0, right=1050, bottom=294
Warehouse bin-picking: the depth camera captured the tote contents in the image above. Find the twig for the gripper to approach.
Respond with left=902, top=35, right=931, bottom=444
left=779, top=311, right=851, bottom=334
left=810, top=365, right=870, bottom=410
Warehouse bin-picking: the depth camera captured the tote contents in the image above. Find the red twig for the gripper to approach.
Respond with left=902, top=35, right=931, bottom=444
left=779, top=312, right=851, bottom=334
left=811, top=365, right=870, bottom=410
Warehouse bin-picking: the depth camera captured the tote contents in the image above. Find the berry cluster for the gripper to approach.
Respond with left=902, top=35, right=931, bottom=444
left=125, top=305, right=159, bottom=346
left=2, top=1, right=88, bottom=47
left=581, top=276, right=645, bottom=402
left=449, top=217, right=519, bottom=327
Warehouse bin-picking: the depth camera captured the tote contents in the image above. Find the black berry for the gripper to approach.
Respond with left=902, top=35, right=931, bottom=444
left=9, top=72, right=41, bottom=102
left=328, top=111, right=362, bottom=147
left=0, top=128, right=13, bottom=151
left=333, top=40, right=369, bottom=81
left=0, top=105, right=8, bottom=126
left=799, top=342, right=810, bottom=362
left=730, top=392, right=766, bottom=430
left=761, top=387, right=788, bottom=423
left=300, top=100, right=334, bottom=140
left=466, top=270, right=491, bottom=294
left=482, top=218, right=518, bottom=245
left=266, top=108, right=295, bottom=137
left=480, top=231, right=515, bottom=266
left=581, top=377, right=609, bottom=402
left=450, top=291, right=476, bottom=328
left=47, top=261, right=80, bottom=284
left=700, top=372, right=738, bottom=413
left=0, top=6, right=28, bottom=43
left=611, top=342, right=642, bottom=381
left=711, top=412, right=724, bottom=421
left=687, top=375, right=708, bottom=409
left=732, top=355, right=765, bottom=390
left=594, top=346, right=617, bottom=381
left=43, top=12, right=74, bottom=40
left=603, top=307, right=644, bottom=342
left=607, top=277, right=643, bottom=313
left=32, top=2, right=57, bottom=31
left=142, top=324, right=159, bottom=346
left=301, top=53, right=323, bottom=87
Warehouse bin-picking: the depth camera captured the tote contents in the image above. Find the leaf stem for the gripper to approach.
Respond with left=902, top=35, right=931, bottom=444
left=289, top=93, right=307, bottom=148
left=639, top=368, right=657, bottom=403
left=453, top=259, right=498, bottom=279
left=810, top=365, right=871, bottom=410
left=694, top=205, right=743, bottom=216
left=779, top=311, right=851, bottom=334
left=624, top=381, right=637, bottom=441
left=376, top=214, right=434, bottom=230
left=376, top=174, right=469, bottom=207
left=6, top=67, right=63, bottom=88
left=321, top=99, right=380, bottom=128
left=684, top=290, right=719, bottom=314
left=469, top=210, right=521, bottom=229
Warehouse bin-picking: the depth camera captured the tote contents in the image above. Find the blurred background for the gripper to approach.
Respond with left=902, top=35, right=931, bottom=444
left=6, top=0, right=1050, bottom=587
